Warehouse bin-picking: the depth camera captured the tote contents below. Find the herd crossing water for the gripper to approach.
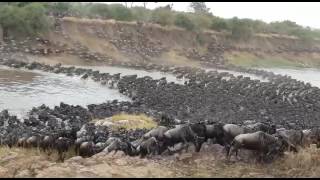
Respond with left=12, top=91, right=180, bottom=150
left=2, top=64, right=320, bottom=119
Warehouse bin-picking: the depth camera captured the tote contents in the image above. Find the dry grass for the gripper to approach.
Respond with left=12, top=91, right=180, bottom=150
left=0, top=145, right=320, bottom=177
left=110, top=113, right=157, bottom=130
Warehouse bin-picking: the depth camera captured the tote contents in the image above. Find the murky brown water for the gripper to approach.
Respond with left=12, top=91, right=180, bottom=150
left=0, top=65, right=186, bottom=118
left=0, top=66, right=131, bottom=118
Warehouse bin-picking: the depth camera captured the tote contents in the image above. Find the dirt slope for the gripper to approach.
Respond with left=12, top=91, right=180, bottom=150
left=36, top=17, right=320, bottom=68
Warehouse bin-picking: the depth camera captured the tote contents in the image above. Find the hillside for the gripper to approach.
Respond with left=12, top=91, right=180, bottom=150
left=19, top=16, right=320, bottom=69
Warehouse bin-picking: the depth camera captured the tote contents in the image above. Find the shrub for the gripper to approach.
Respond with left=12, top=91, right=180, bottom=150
left=108, top=4, right=133, bottom=21
left=131, top=6, right=152, bottom=22
left=88, top=4, right=111, bottom=19
left=230, top=17, right=254, bottom=40
left=151, top=7, right=174, bottom=26
left=174, top=14, right=195, bottom=31
left=188, top=13, right=212, bottom=30
left=210, top=17, right=230, bottom=32
left=22, top=3, right=51, bottom=35
left=0, top=3, right=51, bottom=37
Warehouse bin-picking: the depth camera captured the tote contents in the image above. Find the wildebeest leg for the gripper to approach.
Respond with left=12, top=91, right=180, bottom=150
left=227, top=146, right=236, bottom=161
left=75, top=146, right=79, bottom=155
left=181, top=134, right=192, bottom=153
left=58, top=152, right=63, bottom=162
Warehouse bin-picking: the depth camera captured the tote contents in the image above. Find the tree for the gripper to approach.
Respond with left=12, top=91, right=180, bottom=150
left=189, top=2, right=210, bottom=14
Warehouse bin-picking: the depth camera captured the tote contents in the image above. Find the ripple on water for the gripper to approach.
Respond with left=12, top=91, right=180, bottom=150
left=0, top=66, right=131, bottom=118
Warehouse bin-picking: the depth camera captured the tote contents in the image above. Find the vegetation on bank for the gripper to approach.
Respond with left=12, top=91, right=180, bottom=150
left=1, top=2, right=320, bottom=42
left=0, top=2, right=52, bottom=37
left=225, top=52, right=320, bottom=68
left=110, top=113, right=157, bottom=130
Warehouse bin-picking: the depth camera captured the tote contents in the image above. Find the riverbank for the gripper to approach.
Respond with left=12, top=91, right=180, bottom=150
left=0, top=145, right=319, bottom=178
left=226, top=51, right=320, bottom=69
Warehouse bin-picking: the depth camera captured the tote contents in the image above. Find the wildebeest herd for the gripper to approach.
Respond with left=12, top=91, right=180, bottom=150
left=1, top=58, right=320, bottom=163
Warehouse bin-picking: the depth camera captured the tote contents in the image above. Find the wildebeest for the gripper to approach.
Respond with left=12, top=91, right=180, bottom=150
left=104, top=138, right=137, bottom=156
left=227, top=131, right=285, bottom=163
left=79, top=141, right=96, bottom=157
left=74, top=136, right=93, bottom=155
left=143, top=126, right=168, bottom=141
left=163, top=122, right=206, bottom=153
left=218, top=123, right=244, bottom=154
left=205, top=123, right=225, bottom=144
left=308, top=127, right=320, bottom=148
left=26, top=135, right=41, bottom=148
left=244, top=122, right=276, bottom=134
left=17, top=137, right=27, bottom=148
left=137, top=137, right=159, bottom=158
left=275, top=129, right=305, bottom=152
left=55, top=137, right=72, bottom=162
left=40, top=135, right=57, bottom=153
left=302, top=129, right=312, bottom=147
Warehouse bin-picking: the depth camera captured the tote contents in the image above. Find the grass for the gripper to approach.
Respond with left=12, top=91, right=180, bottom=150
left=226, top=52, right=306, bottom=68
left=0, top=145, right=320, bottom=177
left=226, top=51, right=320, bottom=69
left=0, top=145, right=76, bottom=163
left=110, top=113, right=157, bottom=130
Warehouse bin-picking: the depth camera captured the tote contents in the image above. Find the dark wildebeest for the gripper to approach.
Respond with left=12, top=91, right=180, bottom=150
left=55, top=137, right=72, bottom=162
left=17, top=137, right=28, bottom=148
left=163, top=122, right=206, bottom=153
left=227, top=131, right=286, bottom=163
left=40, top=135, right=58, bottom=153
left=79, top=141, right=96, bottom=158
left=74, top=136, right=93, bottom=155
left=205, top=123, right=225, bottom=144
left=26, top=135, right=41, bottom=148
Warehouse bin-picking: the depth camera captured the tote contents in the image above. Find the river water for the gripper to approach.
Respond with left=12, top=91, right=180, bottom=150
left=260, top=67, right=320, bottom=87
left=0, top=66, right=131, bottom=118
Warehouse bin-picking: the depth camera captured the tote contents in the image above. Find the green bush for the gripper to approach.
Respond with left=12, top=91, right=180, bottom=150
left=0, top=3, right=51, bottom=37
left=87, top=4, right=111, bottom=19
left=131, top=6, right=152, bottom=22
left=108, top=4, right=133, bottom=21
left=151, top=7, right=174, bottom=26
left=210, top=17, right=230, bottom=32
left=187, top=13, right=212, bottom=30
left=230, top=18, right=254, bottom=40
left=174, top=14, right=195, bottom=31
